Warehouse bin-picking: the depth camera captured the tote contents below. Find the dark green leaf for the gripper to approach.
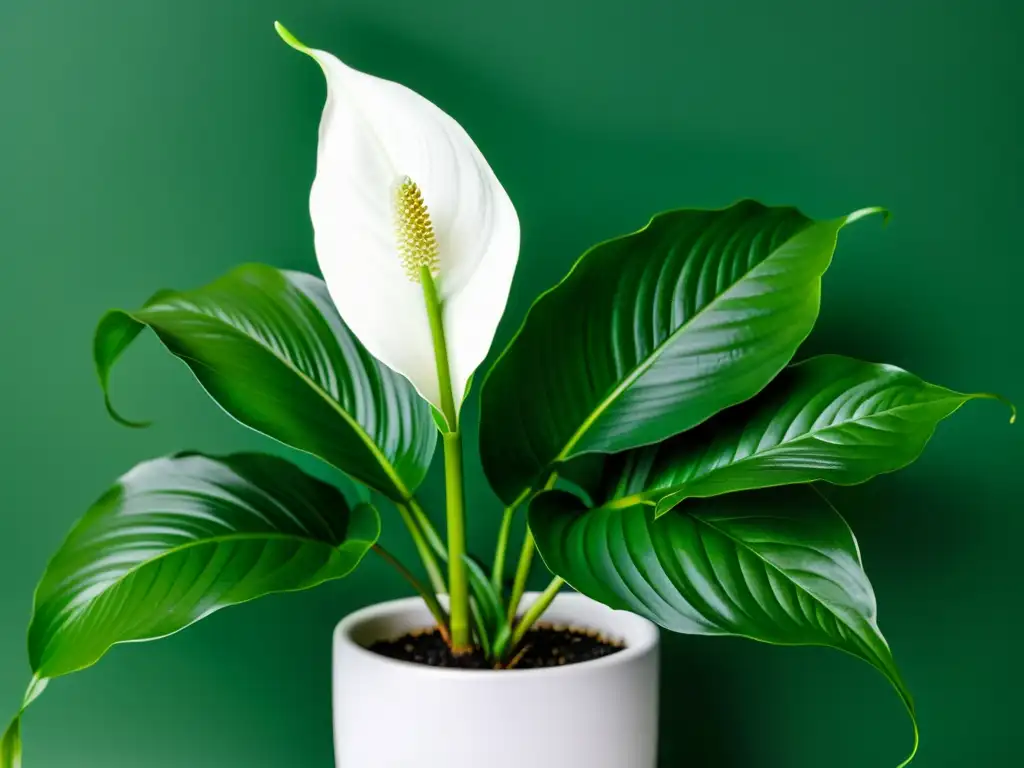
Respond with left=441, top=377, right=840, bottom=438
left=596, top=355, right=1014, bottom=515
left=29, top=452, right=379, bottom=679
left=530, top=485, right=918, bottom=766
left=21, top=452, right=377, bottom=704
left=8, top=452, right=379, bottom=763
left=95, top=264, right=436, bottom=501
left=555, top=453, right=608, bottom=507
left=480, top=202, right=885, bottom=505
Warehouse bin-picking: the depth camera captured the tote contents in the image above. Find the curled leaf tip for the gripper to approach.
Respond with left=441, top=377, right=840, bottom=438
left=104, top=394, right=151, bottom=430
left=975, top=392, right=1017, bottom=424
left=274, top=21, right=310, bottom=54
left=895, top=718, right=920, bottom=768
left=845, top=206, right=890, bottom=227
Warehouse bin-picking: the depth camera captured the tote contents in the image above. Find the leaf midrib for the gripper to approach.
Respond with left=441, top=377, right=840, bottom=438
left=553, top=219, right=816, bottom=467
left=694, top=512, right=913, bottom=720
left=686, top=512, right=916, bottom=759
left=139, top=303, right=412, bottom=500
left=38, top=530, right=363, bottom=666
left=696, top=392, right=961, bottom=468
left=656, top=393, right=967, bottom=501
left=693, top=515, right=885, bottom=662
left=599, top=392, right=966, bottom=512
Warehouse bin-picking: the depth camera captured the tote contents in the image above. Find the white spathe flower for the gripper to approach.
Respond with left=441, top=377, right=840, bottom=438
left=276, top=23, right=520, bottom=429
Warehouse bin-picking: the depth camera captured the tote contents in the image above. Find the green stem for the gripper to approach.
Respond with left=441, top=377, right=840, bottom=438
left=419, top=266, right=458, bottom=427
left=506, top=527, right=536, bottom=622
left=396, top=502, right=446, bottom=595
left=506, top=473, right=559, bottom=622
left=492, top=487, right=535, bottom=604
left=373, top=544, right=450, bottom=645
left=510, top=576, right=565, bottom=649
left=408, top=497, right=447, bottom=562
left=420, top=266, right=470, bottom=652
left=492, top=505, right=515, bottom=595
left=442, top=432, right=470, bottom=651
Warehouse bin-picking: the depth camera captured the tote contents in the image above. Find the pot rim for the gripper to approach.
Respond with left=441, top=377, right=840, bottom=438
left=334, top=591, right=659, bottom=681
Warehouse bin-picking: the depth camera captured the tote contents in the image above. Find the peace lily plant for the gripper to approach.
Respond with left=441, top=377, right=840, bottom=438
left=1, top=22, right=1013, bottom=768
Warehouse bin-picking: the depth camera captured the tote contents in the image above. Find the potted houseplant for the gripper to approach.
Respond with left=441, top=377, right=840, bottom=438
left=1, top=22, right=1013, bottom=768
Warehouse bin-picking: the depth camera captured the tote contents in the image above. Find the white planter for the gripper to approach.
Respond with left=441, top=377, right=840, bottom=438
left=333, top=591, right=660, bottom=768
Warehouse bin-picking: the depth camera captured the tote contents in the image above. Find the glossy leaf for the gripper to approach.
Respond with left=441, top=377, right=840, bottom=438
left=95, top=264, right=436, bottom=501
left=596, top=355, right=1014, bottom=515
left=530, top=486, right=917, bottom=765
left=480, top=201, right=885, bottom=505
left=12, top=451, right=377, bottom=744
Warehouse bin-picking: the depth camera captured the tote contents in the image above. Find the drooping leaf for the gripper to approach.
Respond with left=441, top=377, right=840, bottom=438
left=480, top=202, right=885, bottom=505
left=95, top=264, right=436, bottom=501
left=594, top=355, right=1015, bottom=515
left=7, top=451, right=379, bottom=762
left=530, top=485, right=918, bottom=766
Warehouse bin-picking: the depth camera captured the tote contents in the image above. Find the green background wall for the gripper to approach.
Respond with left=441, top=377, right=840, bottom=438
left=1, top=1, right=1020, bottom=765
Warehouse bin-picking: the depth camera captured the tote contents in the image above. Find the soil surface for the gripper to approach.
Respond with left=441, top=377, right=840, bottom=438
left=367, top=624, right=625, bottom=670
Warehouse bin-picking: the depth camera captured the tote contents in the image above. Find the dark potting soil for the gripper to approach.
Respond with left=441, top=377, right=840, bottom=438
left=367, top=624, right=625, bottom=670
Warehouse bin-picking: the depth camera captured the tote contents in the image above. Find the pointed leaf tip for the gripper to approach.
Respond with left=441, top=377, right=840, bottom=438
left=104, top=394, right=152, bottom=429
left=845, top=206, right=890, bottom=227
left=93, top=309, right=153, bottom=429
left=983, top=392, right=1017, bottom=424
left=274, top=22, right=310, bottom=54
left=895, top=718, right=920, bottom=768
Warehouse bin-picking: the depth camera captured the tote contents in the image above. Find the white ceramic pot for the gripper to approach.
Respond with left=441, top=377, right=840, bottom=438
left=333, top=591, right=660, bottom=768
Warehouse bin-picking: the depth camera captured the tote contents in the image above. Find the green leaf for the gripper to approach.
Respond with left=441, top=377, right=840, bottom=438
left=95, top=264, right=436, bottom=501
left=1, top=716, right=19, bottom=768
left=1, top=680, right=46, bottom=768
left=8, top=451, right=378, bottom=762
left=530, top=485, right=918, bottom=766
left=596, top=355, right=1015, bottom=515
left=480, top=201, right=885, bottom=505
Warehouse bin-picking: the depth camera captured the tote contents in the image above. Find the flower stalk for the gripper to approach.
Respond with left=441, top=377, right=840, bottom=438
left=420, top=264, right=471, bottom=652
left=442, top=432, right=470, bottom=651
